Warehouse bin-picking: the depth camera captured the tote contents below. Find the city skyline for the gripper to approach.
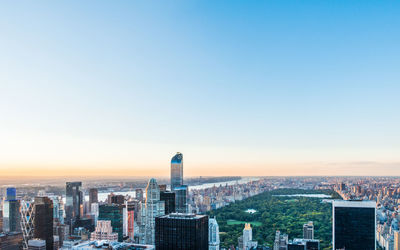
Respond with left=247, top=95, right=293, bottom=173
left=1, top=1, right=400, bottom=177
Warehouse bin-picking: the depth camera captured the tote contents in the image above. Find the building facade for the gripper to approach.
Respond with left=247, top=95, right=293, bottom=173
left=155, top=213, right=208, bottom=250
left=88, top=188, right=98, bottom=212
left=90, top=220, right=118, bottom=241
left=171, top=152, right=183, bottom=191
left=65, top=182, right=83, bottom=228
left=33, top=197, right=54, bottom=250
left=160, top=191, right=175, bottom=215
left=98, top=204, right=124, bottom=242
left=140, top=178, right=165, bottom=245
left=209, top=217, right=220, bottom=250
left=333, top=200, right=376, bottom=250
left=303, top=221, right=314, bottom=240
left=3, top=188, right=21, bottom=233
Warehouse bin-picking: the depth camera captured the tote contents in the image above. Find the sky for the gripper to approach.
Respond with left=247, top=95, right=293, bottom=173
left=1, top=1, right=400, bottom=177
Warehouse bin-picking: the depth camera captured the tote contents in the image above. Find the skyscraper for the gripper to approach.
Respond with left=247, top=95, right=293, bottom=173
left=174, top=185, right=188, bottom=213
left=3, top=187, right=21, bottom=233
left=33, top=196, right=53, bottom=250
left=135, top=189, right=144, bottom=201
left=160, top=191, right=175, bottom=215
left=209, top=217, right=220, bottom=250
left=303, top=221, right=314, bottom=240
left=140, top=178, right=165, bottom=245
left=88, top=188, right=98, bottom=212
left=171, top=152, right=183, bottom=191
left=333, top=200, right=376, bottom=250
left=98, top=204, right=124, bottom=242
left=155, top=213, right=208, bottom=250
left=65, top=182, right=83, bottom=228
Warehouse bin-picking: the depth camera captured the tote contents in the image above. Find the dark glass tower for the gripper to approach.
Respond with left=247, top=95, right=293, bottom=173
left=33, top=196, right=53, bottom=250
left=88, top=188, right=98, bottom=211
left=171, top=152, right=183, bottom=191
left=155, top=213, right=208, bottom=250
left=333, top=200, right=376, bottom=250
left=65, top=182, right=83, bottom=227
left=160, top=191, right=175, bottom=214
left=2, top=187, right=21, bottom=233
left=98, top=204, right=124, bottom=242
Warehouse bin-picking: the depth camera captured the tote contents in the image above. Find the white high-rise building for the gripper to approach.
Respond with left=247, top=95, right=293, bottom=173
left=209, top=217, right=220, bottom=250
left=140, top=178, right=165, bottom=245
left=242, top=223, right=257, bottom=250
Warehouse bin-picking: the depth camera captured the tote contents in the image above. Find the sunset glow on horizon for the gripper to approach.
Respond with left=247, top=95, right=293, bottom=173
left=1, top=1, right=400, bottom=177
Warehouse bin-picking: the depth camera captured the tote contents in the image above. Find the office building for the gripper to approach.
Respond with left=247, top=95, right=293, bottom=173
left=209, top=217, right=220, bottom=250
left=65, top=182, right=83, bottom=227
left=171, top=152, right=183, bottom=191
left=125, top=203, right=135, bottom=240
left=160, top=191, right=175, bottom=214
left=90, top=220, right=118, bottom=241
left=108, top=193, right=125, bottom=205
left=140, top=178, right=165, bottom=245
left=88, top=188, right=98, bottom=212
left=98, top=204, right=124, bottom=242
left=303, top=221, right=314, bottom=239
left=174, top=185, right=188, bottom=213
left=155, top=213, right=208, bottom=250
left=239, top=223, right=258, bottom=250
left=33, top=197, right=53, bottom=250
left=48, top=196, right=63, bottom=223
left=136, top=189, right=144, bottom=201
left=333, top=200, right=376, bottom=250
left=274, top=230, right=288, bottom=250
left=3, top=188, right=21, bottom=233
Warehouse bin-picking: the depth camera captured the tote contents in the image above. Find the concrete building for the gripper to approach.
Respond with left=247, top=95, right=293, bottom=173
left=90, top=220, right=118, bottom=241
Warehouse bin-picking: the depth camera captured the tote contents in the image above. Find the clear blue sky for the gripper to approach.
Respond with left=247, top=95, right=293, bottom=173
left=1, top=1, right=399, bottom=176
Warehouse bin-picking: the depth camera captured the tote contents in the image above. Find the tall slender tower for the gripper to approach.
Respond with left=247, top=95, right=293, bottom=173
left=141, top=178, right=165, bottom=245
left=170, top=152, right=187, bottom=213
left=170, top=152, right=183, bottom=191
left=65, top=182, right=83, bottom=229
left=3, top=187, right=21, bottom=233
left=209, top=217, right=220, bottom=250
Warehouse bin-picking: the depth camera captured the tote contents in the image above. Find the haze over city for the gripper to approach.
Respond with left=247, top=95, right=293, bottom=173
left=1, top=1, right=400, bottom=177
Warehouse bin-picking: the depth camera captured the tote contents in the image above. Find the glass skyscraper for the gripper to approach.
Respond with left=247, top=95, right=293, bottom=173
left=171, top=152, right=183, bottom=191
left=98, top=204, right=124, bottom=242
left=170, top=152, right=187, bottom=213
left=2, top=187, right=21, bottom=233
left=65, top=182, right=83, bottom=228
left=333, top=200, right=376, bottom=250
left=33, top=196, right=54, bottom=250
